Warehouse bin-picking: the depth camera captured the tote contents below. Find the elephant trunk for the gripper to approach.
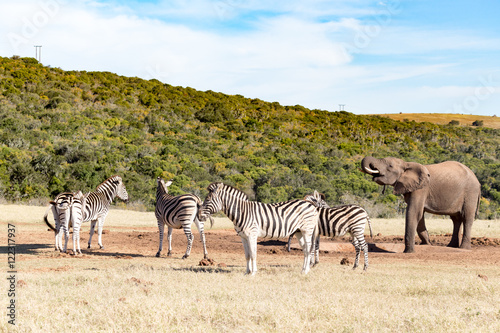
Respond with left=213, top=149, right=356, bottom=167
left=361, top=156, right=381, bottom=175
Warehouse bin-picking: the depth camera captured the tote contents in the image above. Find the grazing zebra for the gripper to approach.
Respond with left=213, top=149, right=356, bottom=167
left=198, top=182, right=319, bottom=275
left=289, top=191, right=373, bottom=270
left=155, top=177, right=213, bottom=259
left=45, top=175, right=129, bottom=250
left=44, top=192, right=76, bottom=252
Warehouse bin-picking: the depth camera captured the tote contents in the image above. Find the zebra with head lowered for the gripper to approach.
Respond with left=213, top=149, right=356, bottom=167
left=45, top=175, right=129, bottom=250
left=288, top=191, right=373, bottom=270
left=198, top=182, right=319, bottom=275
left=155, top=177, right=213, bottom=259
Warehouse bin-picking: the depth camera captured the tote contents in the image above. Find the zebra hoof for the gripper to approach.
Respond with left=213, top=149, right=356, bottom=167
left=182, top=255, right=189, bottom=259
left=99, top=246, right=104, bottom=249
left=87, top=245, right=91, bottom=249
left=155, top=252, right=161, bottom=257
left=167, top=252, right=172, bottom=257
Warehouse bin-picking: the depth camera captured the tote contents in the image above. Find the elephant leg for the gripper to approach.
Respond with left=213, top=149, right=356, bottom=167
left=448, top=215, right=462, bottom=248
left=416, top=215, right=431, bottom=245
left=460, top=200, right=477, bottom=250
left=404, top=195, right=425, bottom=253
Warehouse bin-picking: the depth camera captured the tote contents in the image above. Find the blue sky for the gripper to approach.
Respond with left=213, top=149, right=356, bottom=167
left=1, top=0, right=499, bottom=115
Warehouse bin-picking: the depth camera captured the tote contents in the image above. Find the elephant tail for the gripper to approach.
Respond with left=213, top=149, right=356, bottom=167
left=366, top=217, right=373, bottom=239
left=475, top=194, right=481, bottom=219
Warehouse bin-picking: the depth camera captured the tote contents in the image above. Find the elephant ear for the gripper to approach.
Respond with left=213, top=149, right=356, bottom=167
left=393, top=162, right=430, bottom=195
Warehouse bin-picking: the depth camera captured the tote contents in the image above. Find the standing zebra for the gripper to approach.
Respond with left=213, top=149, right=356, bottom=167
left=45, top=175, right=129, bottom=250
left=44, top=191, right=77, bottom=252
left=198, top=182, right=319, bottom=275
left=155, top=177, right=212, bottom=259
left=84, top=175, right=129, bottom=249
left=289, top=191, right=373, bottom=270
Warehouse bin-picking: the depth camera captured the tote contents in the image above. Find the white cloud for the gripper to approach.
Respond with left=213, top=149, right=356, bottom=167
left=0, top=0, right=498, bottom=116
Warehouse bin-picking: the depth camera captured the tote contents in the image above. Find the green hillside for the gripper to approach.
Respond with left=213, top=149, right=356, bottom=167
left=1, top=56, right=499, bottom=218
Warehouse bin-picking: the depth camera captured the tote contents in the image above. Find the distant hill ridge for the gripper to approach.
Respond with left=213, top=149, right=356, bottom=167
left=377, top=113, right=499, bottom=129
left=0, top=55, right=499, bottom=218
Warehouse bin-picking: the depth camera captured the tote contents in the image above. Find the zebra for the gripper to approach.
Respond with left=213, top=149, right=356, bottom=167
left=45, top=175, right=129, bottom=250
left=155, top=177, right=213, bottom=259
left=198, top=182, right=319, bottom=275
left=44, top=191, right=77, bottom=252
left=83, top=175, right=129, bottom=249
left=289, top=190, right=373, bottom=270
left=69, top=191, right=85, bottom=255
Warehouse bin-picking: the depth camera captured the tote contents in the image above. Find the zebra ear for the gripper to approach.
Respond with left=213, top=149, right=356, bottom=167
left=165, top=180, right=173, bottom=187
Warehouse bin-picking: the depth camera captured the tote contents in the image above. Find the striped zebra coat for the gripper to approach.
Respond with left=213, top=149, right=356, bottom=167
left=44, top=191, right=77, bottom=252
left=83, top=175, right=129, bottom=249
left=293, top=191, right=373, bottom=270
left=44, top=175, right=129, bottom=250
left=155, top=177, right=212, bottom=259
left=199, top=182, right=319, bottom=275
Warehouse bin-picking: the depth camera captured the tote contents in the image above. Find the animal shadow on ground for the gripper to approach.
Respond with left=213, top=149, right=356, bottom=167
left=1, top=243, right=52, bottom=255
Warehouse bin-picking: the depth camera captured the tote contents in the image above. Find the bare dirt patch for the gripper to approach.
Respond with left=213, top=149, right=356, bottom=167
left=14, top=227, right=500, bottom=268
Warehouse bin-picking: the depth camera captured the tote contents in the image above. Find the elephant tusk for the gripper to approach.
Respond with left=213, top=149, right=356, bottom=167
left=363, top=166, right=380, bottom=174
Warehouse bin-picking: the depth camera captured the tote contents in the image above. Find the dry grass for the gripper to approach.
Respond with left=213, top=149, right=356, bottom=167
left=5, top=258, right=500, bottom=332
left=2, top=204, right=500, bottom=332
left=375, top=113, right=500, bottom=129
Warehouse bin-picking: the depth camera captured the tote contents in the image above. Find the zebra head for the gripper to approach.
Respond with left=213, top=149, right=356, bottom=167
left=109, top=176, right=129, bottom=202
left=304, top=190, right=330, bottom=208
left=199, top=182, right=224, bottom=221
left=157, top=177, right=173, bottom=194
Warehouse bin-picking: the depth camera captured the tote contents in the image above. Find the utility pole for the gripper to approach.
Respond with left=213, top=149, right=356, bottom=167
left=34, top=45, right=42, bottom=62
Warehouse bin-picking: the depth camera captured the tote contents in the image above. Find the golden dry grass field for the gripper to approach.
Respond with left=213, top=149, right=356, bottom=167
left=1, top=204, right=500, bottom=332
left=375, top=113, right=500, bottom=129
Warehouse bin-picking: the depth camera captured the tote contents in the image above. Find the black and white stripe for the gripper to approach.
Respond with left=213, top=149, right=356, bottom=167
left=70, top=191, right=85, bottom=255
left=295, top=191, right=373, bottom=270
left=83, top=175, right=129, bottom=249
left=199, top=182, right=319, bottom=275
left=44, top=191, right=76, bottom=252
left=44, top=176, right=128, bottom=251
left=155, top=177, right=212, bottom=259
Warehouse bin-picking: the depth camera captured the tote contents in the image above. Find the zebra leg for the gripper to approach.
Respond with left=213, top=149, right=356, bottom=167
left=286, top=234, right=293, bottom=252
left=352, top=237, right=360, bottom=270
left=73, top=226, right=80, bottom=255
left=167, top=226, right=173, bottom=256
left=248, top=233, right=258, bottom=275
left=88, top=220, right=97, bottom=249
left=361, top=240, right=369, bottom=271
left=97, top=217, right=105, bottom=249
left=312, top=236, right=320, bottom=267
left=62, top=219, right=70, bottom=253
left=156, top=222, right=164, bottom=257
left=240, top=235, right=252, bottom=275
left=73, top=221, right=81, bottom=255
left=194, top=218, right=208, bottom=259
left=182, top=229, right=194, bottom=259
left=296, top=231, right=312, bottom=274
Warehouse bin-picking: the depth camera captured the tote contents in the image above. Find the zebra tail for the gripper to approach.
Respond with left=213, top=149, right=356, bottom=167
left=367, top=217, right=373, bottom=238
left=44, top=203, right=57, bottom=232
left=208, top=215, right=214, bottom=229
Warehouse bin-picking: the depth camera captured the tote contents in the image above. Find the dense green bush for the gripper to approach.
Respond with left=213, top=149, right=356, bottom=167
left=0, top=56, right=499, bottom=218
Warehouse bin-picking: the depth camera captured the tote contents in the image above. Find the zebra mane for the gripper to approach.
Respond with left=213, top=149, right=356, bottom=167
left=96, top=175, right=122, bottom=192
left=207, top=182, right=248, bottom=201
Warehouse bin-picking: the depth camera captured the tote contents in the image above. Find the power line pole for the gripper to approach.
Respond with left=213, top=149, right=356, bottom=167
left=34, top=45, right=42, bottom=62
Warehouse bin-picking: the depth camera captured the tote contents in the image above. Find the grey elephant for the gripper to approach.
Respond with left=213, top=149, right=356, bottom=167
left=360, top=156, right=481, bottom=253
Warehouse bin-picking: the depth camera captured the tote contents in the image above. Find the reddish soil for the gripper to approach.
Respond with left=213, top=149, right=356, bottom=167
left=15, top=226, right=500, bottom=268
